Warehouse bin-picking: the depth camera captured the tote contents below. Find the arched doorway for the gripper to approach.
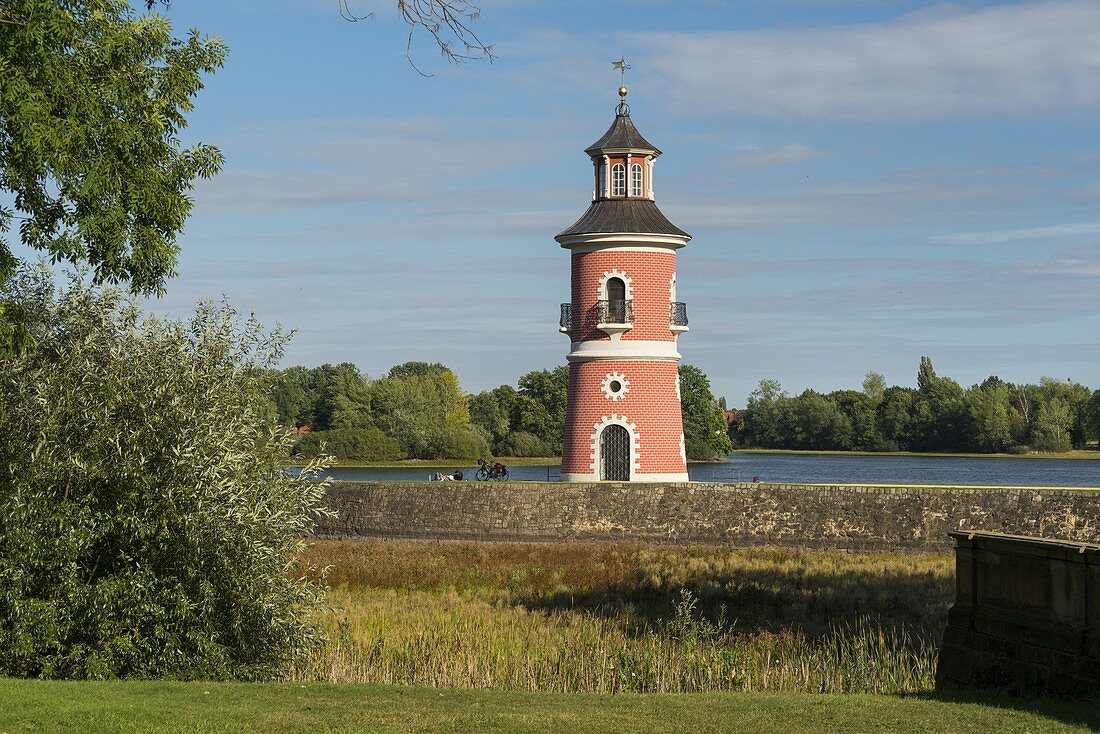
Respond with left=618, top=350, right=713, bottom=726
left=599, top=424, right=630, bottom=481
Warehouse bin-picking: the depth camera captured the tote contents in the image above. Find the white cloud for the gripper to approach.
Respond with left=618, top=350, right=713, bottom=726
left=640, top=1, right=1100, bottom=120
left=929, top=222, right=1100, bottom=245
left=728, top=143, right=825, bottom=169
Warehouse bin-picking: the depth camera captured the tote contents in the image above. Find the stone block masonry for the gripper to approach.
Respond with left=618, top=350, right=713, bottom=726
left=936, top=531, right=1100, bottom=697
left=315, top=482, right=1100, bottom=552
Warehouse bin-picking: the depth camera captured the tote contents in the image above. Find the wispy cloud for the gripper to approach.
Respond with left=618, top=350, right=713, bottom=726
left=929, top=222, right=1100, bottom=245
left=728, top=143, right=825, bottom=169
left=640, top=1, right=1100, bottom=120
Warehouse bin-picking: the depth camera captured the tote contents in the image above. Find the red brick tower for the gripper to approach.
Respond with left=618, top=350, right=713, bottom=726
left=556, top=86, right=691, bottom=482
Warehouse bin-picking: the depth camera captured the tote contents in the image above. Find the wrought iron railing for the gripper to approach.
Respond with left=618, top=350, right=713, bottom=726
left=670, top=301, right=689, bottom=327
left=596, top=299, right=633, bottom=325
left=559, top=303, right=572, bottom=330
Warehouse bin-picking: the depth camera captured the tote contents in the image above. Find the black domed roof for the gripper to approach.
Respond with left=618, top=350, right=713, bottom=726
left=555, top=199, right=689, bottom=241
left=584, top=112, right=660, bottom=156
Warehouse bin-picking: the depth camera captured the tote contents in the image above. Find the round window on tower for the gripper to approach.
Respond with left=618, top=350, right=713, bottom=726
left=601, top=372, right=630, bottom=401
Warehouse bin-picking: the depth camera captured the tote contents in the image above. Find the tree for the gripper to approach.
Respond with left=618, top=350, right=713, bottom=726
left=912, top=357, right=966, bottom=450
left=295, top=427, right=402, bottom=462
left=316, top=363, right=373, bottom=430
left=1, top=1, right=226, bottom=354
left=1085, top=390, right=1100, bottom=445
left=0, top=267, right=330, bottom=679
left=679, top=364, right=733, bottom=460
left=965, top=380, right=1018, bottom=453
left=336, top=0, right=494, bottom=76
left=1031, top=398, right=1074, bottom=452
left=370, top=361, right=484, bottom=458
left=737, top=379, right=790, bottom=448
left=267, top=366, right=317, bottom=428
left=862, top=371, right=886, bottom=405
left=513, top=366, right=569, bottom=455
left=828, top=389, right=876, bottom=450
left=468, top=385, right=518, bottom=454
left=788, top=390, right=852, bottom=450
left=1034, top=377, right=1092, bottom=449
left=877, top=387, right=915, bottom=451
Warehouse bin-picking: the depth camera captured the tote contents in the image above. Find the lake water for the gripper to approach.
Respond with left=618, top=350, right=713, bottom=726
left=315, top=453, right=1100, bottom=487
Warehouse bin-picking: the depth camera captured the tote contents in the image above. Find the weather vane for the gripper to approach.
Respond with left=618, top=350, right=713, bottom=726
left=612, top=55, right=631, bottom=112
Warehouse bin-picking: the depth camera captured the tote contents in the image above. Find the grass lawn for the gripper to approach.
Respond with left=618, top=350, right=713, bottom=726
left=1, top=679, right=1097, bottom=734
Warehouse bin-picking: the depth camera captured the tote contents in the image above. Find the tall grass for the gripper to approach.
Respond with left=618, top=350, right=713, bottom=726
left=292, top=541, right=951, bottom=694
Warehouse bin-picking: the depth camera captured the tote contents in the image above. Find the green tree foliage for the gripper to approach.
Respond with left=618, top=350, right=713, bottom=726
left=788, top=390, right=853, bottom=450
left=295, top=427, right=401, bottom=463
left=267, top=365, right=317, bottom=428
left=0, top=268, right=329, bottom=679
left=513, top=366, right=569, bottom=455
left=830, top=389, right=878, bottom=450
left=861, top=372, right=886, bottom=405
left=1031, top=399, right=1075, bottom=452
left=965, top=379, right=1018, bottom=453
left=911, top=357, right=966, bottom=451
left=729, top=358, right=1095, bottom=454
left=467, top=368, right=567, bottom=457
left=0, top=1, right=226, bottom=353
left=876, top=387, right=916, bottom=451
left=1086, top=390, right=1100, bottom=444
left=370, top=362, right=487, bottom=459
left=316, top=363, right=373, bottom=430
left=734, top=379, right=789, bottom=448
left=1034, top=377, right=1093, bottom=449
left=469, top=385, right=518, bottom=451
left=679, top=364, right=733, bottom=460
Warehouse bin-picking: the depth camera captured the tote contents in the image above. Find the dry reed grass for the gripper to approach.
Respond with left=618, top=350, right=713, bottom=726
left=292, top=541, right=952, bottom=694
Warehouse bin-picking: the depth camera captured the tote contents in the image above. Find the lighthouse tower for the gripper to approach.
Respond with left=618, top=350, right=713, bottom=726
left=556, top=86, right=691, bottom=482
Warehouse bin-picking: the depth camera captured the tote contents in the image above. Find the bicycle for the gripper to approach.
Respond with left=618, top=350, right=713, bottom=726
left=475, top=458, right=509, bottom=481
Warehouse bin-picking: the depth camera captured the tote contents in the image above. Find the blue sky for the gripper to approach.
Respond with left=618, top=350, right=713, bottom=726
left=144, top=0, right=1098, bottom=405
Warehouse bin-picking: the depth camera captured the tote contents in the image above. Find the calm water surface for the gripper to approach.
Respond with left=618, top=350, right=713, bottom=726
left=316, top=453, right=1100, bottom=487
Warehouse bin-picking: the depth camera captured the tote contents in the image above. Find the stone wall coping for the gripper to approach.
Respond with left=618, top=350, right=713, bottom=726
left=329, top=479, right=1100, bottom=493
left=948, top=529, right=1100, bottom=554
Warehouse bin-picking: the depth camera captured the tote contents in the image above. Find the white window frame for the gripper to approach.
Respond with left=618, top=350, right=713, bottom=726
left=629, top=163, right=643, bottom=197
left=611, top=163, right=626, bottom=197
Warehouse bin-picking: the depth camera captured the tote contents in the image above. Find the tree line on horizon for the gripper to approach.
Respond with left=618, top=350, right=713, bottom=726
left=730, top=357, right=1100, bottom=454
left=264, top=362, right=732, bottom=462
left=267, top=356, right=1100, bottom=461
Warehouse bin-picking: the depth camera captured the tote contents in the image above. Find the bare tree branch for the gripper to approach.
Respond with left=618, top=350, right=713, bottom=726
left=344, top=0, right=495, bottom=76
left=145, top=1, right=495, bottom=76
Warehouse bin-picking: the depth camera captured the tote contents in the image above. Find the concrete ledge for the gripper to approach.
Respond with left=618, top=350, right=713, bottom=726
left=314, top=481, right=1100, bottom=551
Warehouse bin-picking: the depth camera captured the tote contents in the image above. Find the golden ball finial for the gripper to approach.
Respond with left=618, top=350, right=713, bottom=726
left=619, top=85, right=628, bottom=98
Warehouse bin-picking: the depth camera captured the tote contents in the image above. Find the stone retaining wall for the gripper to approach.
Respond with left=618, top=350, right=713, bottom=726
left=315, top=481, right=1100, bottom=551
left=936, top=531, right=1100, bottom=696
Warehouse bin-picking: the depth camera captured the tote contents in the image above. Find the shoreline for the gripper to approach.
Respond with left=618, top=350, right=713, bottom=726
left=290, top=449, right=1100, bottom=469
left=729, top=448, right=1100, bottom=461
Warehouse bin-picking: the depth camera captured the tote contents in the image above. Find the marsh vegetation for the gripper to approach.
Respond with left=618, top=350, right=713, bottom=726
left=294, top=541, right=952, bottom=694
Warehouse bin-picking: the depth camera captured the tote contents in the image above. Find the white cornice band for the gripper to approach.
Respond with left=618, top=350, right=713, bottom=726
left=568, top=339, right=681, bottom=362
left=558, top=232, right=689, bottom=249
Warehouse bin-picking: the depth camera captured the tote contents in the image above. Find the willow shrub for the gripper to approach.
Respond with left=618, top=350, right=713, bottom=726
left=0, top=270, right=332, bottom=680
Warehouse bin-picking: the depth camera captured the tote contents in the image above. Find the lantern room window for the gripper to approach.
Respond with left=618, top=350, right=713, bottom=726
left=630, top=163, right=643, bottom=197
left=611, top=163, right=626, bottom=196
